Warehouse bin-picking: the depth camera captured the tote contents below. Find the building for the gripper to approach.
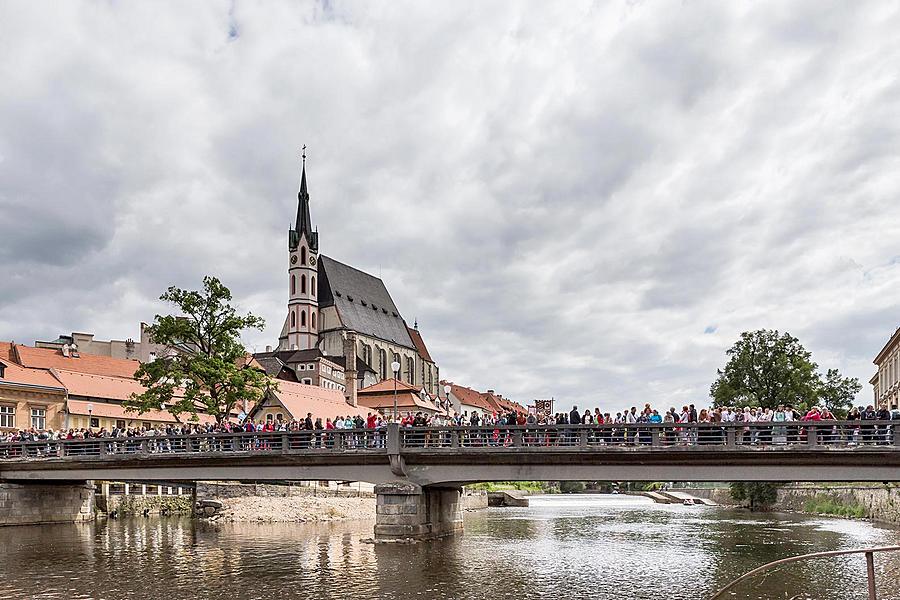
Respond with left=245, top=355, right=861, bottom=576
left=253, top=349, right=348, bottom=391
left=0, top=343, right=68, bottom=432
left=248, top=379, right=366, bottom=424
left=443, top=381, right=528, bottom=418
left=873, top=326, right=900, bottom=410
left=35, top=322, right=168, bottom=363
left=357, top=379, right=444, bottom=417
left=272, top=154, right=440, bottom=405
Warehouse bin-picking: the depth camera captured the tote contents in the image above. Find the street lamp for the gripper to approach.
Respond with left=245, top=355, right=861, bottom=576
left=87, top=403, right=94, bottom=430
left=444, top=385, right=452, bottom=413
left=391, top=360, right=401, bottom=422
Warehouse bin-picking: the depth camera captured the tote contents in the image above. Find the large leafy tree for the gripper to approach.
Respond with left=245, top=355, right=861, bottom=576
left=710, top=329, right=860, bottom=412
left=124, top=276, right=270, bottom=424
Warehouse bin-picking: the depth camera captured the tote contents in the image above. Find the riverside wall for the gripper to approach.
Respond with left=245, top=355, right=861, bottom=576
left=0, top=482, right=94, bottom=526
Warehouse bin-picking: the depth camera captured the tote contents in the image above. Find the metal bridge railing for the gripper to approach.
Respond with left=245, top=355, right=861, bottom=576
left=2, top=421, right=900, bottom=461
left=710, top=545, right=900, bottom=600
left=398, top=421, right=900, bottom=450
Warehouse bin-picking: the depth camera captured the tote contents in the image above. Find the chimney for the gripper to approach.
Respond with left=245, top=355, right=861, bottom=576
left=265, top=345, right=273, bottom=353
left=62, top=344, right=70, bottom=358
left=487, top=389, right=495, bottom=394
left=343, top=331, right=359, bottom=407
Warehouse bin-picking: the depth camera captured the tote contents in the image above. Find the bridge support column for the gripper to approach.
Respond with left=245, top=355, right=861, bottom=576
left=374, top=481, right=463, bottom=541
left=0, top=481, right=94, bottom=526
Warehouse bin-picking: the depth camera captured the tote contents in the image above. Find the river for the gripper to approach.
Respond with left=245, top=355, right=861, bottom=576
left=2, top=494, right=900, bottom=599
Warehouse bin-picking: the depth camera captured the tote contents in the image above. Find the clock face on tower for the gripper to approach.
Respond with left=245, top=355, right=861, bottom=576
left=290, top=255, right=298, bottom=265
left=309, top=256, right=317, bottom=266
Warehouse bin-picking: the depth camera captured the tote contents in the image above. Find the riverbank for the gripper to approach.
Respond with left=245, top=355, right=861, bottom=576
left=194, top=482, right=488, bottom=523
left=673, top=485, right=900, bottom=526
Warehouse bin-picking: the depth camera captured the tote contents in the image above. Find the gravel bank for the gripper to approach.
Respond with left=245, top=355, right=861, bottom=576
left=212, top=495, right=375, bottom=523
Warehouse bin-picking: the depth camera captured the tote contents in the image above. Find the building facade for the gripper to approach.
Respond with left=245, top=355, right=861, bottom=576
left=873, top=326, right=900, bottom=410
left=35, top=323, right=168, bottom=363
left=274, top=156, right=440, bottom=404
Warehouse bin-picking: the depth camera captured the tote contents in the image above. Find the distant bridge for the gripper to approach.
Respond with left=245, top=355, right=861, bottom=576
left=3, top=421, right=900, bottom=485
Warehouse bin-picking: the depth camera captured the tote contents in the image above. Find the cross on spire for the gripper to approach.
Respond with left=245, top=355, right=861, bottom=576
left=301, top=144, right=307, bottom=166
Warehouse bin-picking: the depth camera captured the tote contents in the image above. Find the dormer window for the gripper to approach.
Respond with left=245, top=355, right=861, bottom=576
left=0, top=362, right=5, bottom=378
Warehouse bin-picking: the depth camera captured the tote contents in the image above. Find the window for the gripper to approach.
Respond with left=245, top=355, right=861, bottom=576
left=291, top=310, right=296, bottom=328
left=266, top=413, right=274, bottom=422
left=143, top=422, right=152, bottom=430
left=90, top=417, right=99, bottom=429
left=0, top=406, right=14, bottom=428
left=300, top=246, right=307, bottom=265
left=276, top=413, right=284, bottom=421
left=406, top=356, right=415, bottom=384
left=378, top=348, right=387, bottom=380
left=291, top=275, right=296, bottom=295
left=302, top=378, right=312, bottom=385
left=311, top=312, right=316, bottom=329
left=116, top=420, right=126, bottom=430
left=301, top=310, right=307, bottom=327
left=31, top=408, right=46, bottom=430
left=301, top=274, right=307, bottom=294
left=311, top=276, right=316, bottom=297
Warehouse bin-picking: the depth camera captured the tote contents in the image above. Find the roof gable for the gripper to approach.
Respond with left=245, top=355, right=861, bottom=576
left=407, top=327, right=434, bottom=363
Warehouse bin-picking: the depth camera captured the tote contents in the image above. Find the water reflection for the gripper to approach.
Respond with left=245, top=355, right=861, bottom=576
left=0, top=495, right=899, bottom=599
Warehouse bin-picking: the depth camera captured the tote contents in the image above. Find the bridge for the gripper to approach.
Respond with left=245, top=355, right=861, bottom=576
left=3, top=421, right=900, bottom=539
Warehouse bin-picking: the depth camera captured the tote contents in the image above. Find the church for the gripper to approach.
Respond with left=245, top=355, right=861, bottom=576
left=253, top=154, right=440, bottom=407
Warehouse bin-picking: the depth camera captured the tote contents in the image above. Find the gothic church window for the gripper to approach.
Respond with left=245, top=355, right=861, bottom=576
left=291, top=311, right=296, bottom=328
left=311, top=312, right=316, bottom=329
left=406, top=356, right=415, bottom=383
left=311, top=276, right=316, bottom=297
left=301, top=310, right=307, bottom=327
left=291, top=275, right=296, bottom=295
left=301, top=275, right=307, bottom=294
left=378, top=348, right=387, bottom=380
left=300, top=246, right=307, bottom=265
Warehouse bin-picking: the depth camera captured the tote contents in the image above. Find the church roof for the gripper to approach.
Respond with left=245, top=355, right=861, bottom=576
left=407, top=326, right=434, bottom=363
left=317, top=256, right=415, bottom=350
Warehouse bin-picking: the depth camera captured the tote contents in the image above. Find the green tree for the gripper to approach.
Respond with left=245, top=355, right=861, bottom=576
left=819, top=368, right=862, bottom=418
left=710, top=329, right=858, bottom=413
left=710, top=330, right=820, bottom=410
left=729, top=482, right=781, bottom=511
left=124, top=276, right=270, bottom=424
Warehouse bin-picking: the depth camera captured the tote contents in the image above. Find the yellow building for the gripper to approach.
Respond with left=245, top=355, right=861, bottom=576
left=0, top=353, right=67, bottom=433
left=873, top=326, right=900, bottom=410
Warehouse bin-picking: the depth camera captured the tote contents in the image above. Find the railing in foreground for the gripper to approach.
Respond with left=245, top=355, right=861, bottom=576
left=1, top=421, right=900, bottom=461
left=710, top=545, right=900, bottom=600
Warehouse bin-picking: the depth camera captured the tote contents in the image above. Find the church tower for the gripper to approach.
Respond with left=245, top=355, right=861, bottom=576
left=285, top=148, right=319, bottom=351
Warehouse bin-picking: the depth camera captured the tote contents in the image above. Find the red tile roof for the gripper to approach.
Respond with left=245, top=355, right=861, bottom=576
left=358, top=378, right=421, bottom=395
left=66, top=399, right=217, bottom=425
left=9, top=343, right=139, bottom=379
left=445, top=382, right=497, bottom=412
left=0, top=358, right=67, bottom=391
left=406, top=327, right=434, bottom=363
left=51, top=369, right=145, bottom=401
left=358, top=379, right=441, bottom=413
left=260, top=380, right=365, bottom=420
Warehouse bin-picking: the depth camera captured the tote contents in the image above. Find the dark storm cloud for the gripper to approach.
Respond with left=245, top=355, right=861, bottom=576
left=0, top=0, right=898, bottom=410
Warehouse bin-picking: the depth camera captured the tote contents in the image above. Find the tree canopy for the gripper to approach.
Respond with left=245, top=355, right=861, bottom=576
left=124, top=276, right=270, bottom=424
left=710, top=329, right=861, bottom=414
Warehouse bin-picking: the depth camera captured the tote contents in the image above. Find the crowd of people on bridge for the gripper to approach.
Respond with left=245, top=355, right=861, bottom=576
left=2, top=401, right=899, bottom=450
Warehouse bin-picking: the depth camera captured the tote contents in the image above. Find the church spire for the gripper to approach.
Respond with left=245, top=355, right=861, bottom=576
left=291, top=145, right=318, bottom=252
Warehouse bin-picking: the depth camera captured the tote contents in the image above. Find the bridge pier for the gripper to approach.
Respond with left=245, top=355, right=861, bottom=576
left=374, top=481, right=463, bottom=541
left=0, top=481, right=94, bottom=526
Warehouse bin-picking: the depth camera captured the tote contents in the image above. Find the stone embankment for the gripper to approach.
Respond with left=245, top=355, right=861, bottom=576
left=194, top=482, right=487, bottom=523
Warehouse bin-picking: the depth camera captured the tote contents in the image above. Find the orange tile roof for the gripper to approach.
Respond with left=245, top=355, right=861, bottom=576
left=406, top=327, right=434, bottom=363
left=357, top=390, right=441, bottom=413
left=66, top=399, right=217, bottom=424
left=262, top=380, right=366, bottom=420
left=445, top=382, right=497, bottom=412
left=358, top=378, right=422, bottom=395
left=51, top=369, right=145, bottom=401
left=0, top=358, right=66, bottom=391
left=10, top=343, right=139, bottom=379
left=0, top=342, right=13, bottom=362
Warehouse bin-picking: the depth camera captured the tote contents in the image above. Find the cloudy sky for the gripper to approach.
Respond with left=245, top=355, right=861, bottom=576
left=1, top=1, right=898, bottom=411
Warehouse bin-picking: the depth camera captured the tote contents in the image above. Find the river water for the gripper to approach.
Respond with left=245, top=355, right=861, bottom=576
left=2, top=494, right=900, bottom=599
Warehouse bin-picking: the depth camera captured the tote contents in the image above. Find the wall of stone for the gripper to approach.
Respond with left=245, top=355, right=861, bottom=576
left=776, top=485, right=900, bottom=525
left=461, top=490, right=488, bottom=511
left=0, top=482, right=94, bottom=526
left=669, top=488, right=736, bottom=505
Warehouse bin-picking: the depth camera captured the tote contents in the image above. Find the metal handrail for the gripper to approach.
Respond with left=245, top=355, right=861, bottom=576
left=710, top=545, right=900, bottom=600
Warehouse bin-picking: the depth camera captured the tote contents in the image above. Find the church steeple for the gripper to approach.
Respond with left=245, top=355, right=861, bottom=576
left=289, top=145, right=318, bottom=252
